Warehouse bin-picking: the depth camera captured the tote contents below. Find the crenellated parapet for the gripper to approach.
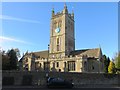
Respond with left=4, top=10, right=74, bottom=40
left=51, top=4, right=74, bottom=21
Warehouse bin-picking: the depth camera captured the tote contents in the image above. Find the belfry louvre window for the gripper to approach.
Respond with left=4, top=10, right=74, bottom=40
left=56, top=38, right=60, bottom=51
left=68, top=61, right=75, bottom=71
left=57, top=38, right=59, bottom=45
left=58, top=21, right=62, bottom=28
left=54, top=22, right=57, bottom=29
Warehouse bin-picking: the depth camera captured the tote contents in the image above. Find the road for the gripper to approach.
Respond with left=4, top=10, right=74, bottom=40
left=1, top=86, right=120, bottom=90
left=1, top=88, right=120, bottom=90
left=1, top=85, right=120, bottom=90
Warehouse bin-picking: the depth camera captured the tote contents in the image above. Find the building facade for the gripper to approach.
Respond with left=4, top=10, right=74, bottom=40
left=20, top=5, right=104, bottom=73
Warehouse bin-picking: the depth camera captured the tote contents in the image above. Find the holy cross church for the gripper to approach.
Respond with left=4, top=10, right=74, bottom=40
left=20, top=4, right=104, bottom=73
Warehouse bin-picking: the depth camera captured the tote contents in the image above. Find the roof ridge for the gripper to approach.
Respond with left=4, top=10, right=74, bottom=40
left=33, top=50, right=48, bottom=53
left=75, top=49, right=90, bottom=51
left=89, top=47, right=100, bottom=50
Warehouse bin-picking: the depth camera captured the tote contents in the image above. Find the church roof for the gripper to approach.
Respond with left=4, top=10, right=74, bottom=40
left=70, top=48, right=101, bottom=58
left=20, top=48, right=101, bottom=62
left=33, top=48, right=101, bottom=59
left=32, top=50, right=48, bottom=59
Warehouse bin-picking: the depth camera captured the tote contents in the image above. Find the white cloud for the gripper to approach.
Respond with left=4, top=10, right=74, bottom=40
left=0, top=36, right=32, bottom=44
left=0, top=15, right=40, bottom=23
left=0, top=36, right=39, bottom=57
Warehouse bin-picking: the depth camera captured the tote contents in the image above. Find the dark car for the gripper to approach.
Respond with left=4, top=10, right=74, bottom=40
left=47, top=77, right=74, bottom=88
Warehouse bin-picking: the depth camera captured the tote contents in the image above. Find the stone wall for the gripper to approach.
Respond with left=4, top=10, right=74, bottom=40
left=2, top=71, right=120, bottom=88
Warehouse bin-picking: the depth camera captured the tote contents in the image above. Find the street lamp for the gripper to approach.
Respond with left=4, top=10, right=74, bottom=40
left=47, top=44, right=49, bottom=72
left=46, top=44, right=49, bottom=79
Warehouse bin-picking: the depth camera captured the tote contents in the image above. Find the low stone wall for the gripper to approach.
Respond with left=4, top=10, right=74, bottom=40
left=2, top=71, right=120, bottom=88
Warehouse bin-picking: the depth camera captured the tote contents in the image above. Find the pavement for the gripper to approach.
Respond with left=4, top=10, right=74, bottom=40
left=1, top=85, right=120, bottom=90
left=1, top=87, right=120, bottom=90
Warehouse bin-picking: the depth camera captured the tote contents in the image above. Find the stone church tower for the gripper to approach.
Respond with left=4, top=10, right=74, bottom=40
left=49, top=4, right=75, bottom=59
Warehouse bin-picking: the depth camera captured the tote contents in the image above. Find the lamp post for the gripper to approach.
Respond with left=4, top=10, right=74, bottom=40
left=46, top=44, right=49, bottom=79
left=47, top=44, right=49, bottom=72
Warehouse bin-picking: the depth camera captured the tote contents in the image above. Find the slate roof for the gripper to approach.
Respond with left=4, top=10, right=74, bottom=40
left=69, top=48, right=101, bottom=58
left=32, top=48, right=101, bottom=59
left=20, top=48, right=101, bottom=62
left=33, top=50, right=48, bottom=59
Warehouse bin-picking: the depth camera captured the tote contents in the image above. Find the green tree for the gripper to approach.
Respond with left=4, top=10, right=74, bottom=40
left=2, top=53, right=10, bottom=70
left=103, top=55, right=110, bottom=73
left=108, top=61, right=115, bottom=74
left=115, top=52, right=120, bottom=69
left=14, top=48, right=21, bottom=59
left=114, top=52, right=120, bottom=73
left=7, top=49, right=18, bottom=70
left=2, top=48, right=20, bottom=70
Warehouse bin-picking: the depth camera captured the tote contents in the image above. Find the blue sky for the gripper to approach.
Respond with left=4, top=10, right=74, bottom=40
left=1, top=2, right=118, bottom=59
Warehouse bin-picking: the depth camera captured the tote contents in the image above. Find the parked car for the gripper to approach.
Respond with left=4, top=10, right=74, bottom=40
left=47, top=77, right=74, bottom=88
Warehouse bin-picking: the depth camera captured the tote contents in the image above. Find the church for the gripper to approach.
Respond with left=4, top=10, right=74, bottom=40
left=19, top=4, right=104, bottom=73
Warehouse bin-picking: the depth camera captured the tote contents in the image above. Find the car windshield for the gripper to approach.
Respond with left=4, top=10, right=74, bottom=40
left=48, top=77, right=54, bottom=81
left=52, top=78, right=64, bottom=82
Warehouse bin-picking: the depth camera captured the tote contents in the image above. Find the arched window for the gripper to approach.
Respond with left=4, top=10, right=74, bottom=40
left=56, top=62, right=59, bottom=67
left=64, top=62, right=66, bottom=68
left=84, top=61, right=87, bottom=71
left=68, top=61, right=75, bottom=71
